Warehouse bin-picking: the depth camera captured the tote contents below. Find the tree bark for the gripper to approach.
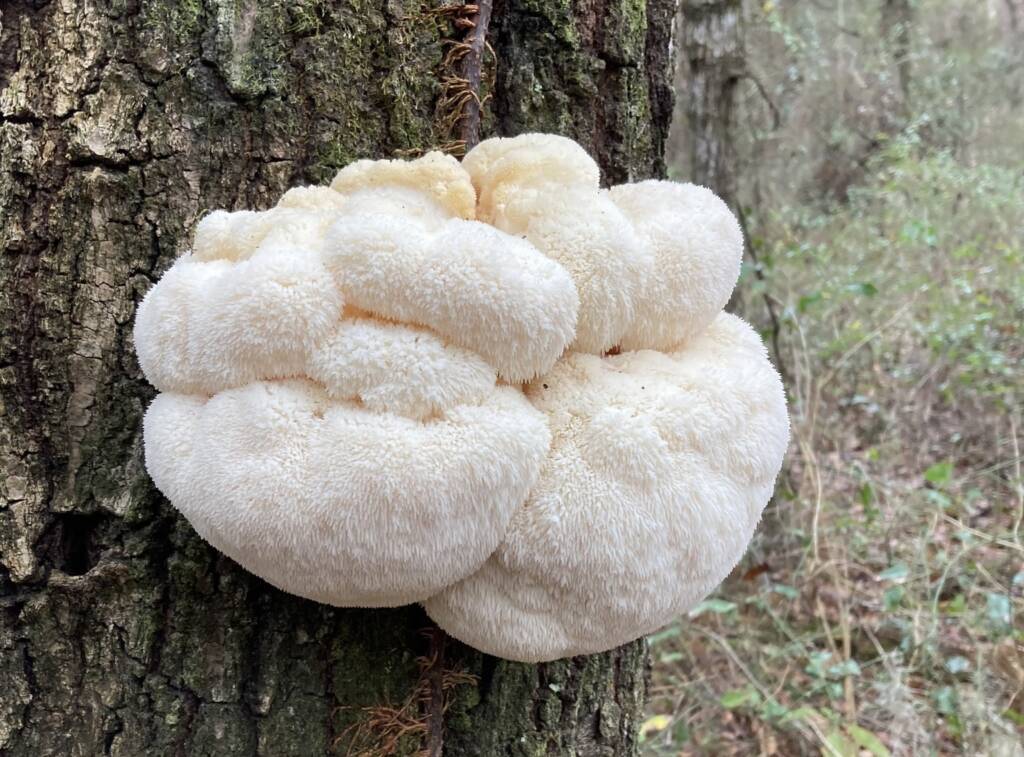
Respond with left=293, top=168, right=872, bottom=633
left=880, top=0, right=912, bottom=121
left=1005, top=0, right=1024, bottom=106
left=0, top=0, right=672, bottom=754
left=667, top=0, right=743, bottom=206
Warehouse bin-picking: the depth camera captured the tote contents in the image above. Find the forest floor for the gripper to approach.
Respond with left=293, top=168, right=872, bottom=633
left=642, top=146, right=1023, bottom=756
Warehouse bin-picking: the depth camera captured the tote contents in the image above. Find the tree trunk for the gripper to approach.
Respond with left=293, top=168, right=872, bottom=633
left=0, top=0, right=672, bottom=754
left=880, top=0, right=912, bottom=121
left=1006, top=0, right=1024, bottom=106
left=667, top=0, right=743, bottom=207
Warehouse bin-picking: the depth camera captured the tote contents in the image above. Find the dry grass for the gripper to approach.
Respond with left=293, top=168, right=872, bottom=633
left=643, top=346, right=1022, bottom=755
left=332, top=630, right=476, bottom=756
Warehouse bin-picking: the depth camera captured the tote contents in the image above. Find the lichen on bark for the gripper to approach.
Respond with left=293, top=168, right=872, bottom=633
left=0, top=0, right=673, bottom=753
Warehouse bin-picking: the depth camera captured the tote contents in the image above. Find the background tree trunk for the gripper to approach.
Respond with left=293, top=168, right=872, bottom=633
left=667, top=0, right=743, bottom=207
left=880, top=0, right=913, bottom=121
left=1005, top=0, right=1024, bottom=106
left=0, top=0, right=673, bottom=754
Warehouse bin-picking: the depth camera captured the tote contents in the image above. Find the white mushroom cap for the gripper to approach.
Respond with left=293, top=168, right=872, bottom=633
left=330, top=150, right=477, bottom=221
left=277, top=185, right=348, bottom=211
left=307, top=317, right=497, bottom=420
left=144, top=380, right=549, bottom=607
left=463, top=134, right=652, bottom=355
left=136, top=152, right=579, bottom=395
left=192, top=207, right=339, bottom=262
left=325, top=216, right=578, bottom=382
left=136, top=150, right=578, bottom=607
left=137, top=135, right=789, bottom=643
left=463, top=135, right=745, bottom=356
left=134, top=250, right=344, bottom=395
left=323, top=150, right=579, bottom=381
left=424, top=314, right=790, bottom=661
left=461, top=133, right=599, bottom=224
left=610, top=180, right=743, bottom=350
left=492, top=186, right=652, bottom=355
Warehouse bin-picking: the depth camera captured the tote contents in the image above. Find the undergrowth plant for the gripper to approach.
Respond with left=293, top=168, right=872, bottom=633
left=647, top=2, right=1023, bottom=750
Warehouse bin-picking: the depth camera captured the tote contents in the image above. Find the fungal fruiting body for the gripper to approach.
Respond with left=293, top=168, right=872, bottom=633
left=136, top=152, right=572, bottom=607
left=424, top=314, right=788, bottom=660
left=135, top=134, right=789, bottom=660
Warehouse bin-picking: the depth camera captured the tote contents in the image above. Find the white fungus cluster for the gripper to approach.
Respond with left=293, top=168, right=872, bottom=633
left=135, top=133, right=789, bottom=662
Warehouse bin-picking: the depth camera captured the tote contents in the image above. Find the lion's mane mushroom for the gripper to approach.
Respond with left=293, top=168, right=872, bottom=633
left=422, top=134, right=789, bottom=662
left=424, top=314, right=790, bottom=661
left=135, top=134, right=789, bottom=658
left=462, top=134, right=652, bottom=354
left=135, top=152, right=578, bottom=607
left=461, top=134, right=743, bottom=355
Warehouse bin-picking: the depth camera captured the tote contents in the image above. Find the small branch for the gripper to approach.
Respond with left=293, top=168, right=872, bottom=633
left=740, top=69, right=781, bottom=131
left=423, top=627, right=447, bottom=757
left=735, top=203, right=788, bottom=386
left=457, top=0, right=493, bottom=150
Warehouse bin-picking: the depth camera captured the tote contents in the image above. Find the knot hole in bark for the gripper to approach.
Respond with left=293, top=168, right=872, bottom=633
left=36, top=512, right=112, bottom=576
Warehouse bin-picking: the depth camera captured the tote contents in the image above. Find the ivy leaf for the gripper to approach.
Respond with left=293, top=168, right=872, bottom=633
left=924, top=461, right=953, bottom=487
left=798, top=291, right=823, bottom=313
left=720, top=687, right=760, bottom=709
left=779, top=706, right=819, bottom=723
left=772, top=583, right=799, bottom=600
left=933, top=685, right=958, bottom=716
left=845, top=282, right=879, bottom=297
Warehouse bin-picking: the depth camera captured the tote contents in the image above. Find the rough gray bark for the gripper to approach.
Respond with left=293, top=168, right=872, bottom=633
left=666, top=1, right=785, bottom=382
left=1005, top=0, right=1024, bottom=106
left=0, top=0, right=673, bottom=754
left=667, top=0, right=743, bottom=206
left=1007, top=0, right=1024, bottom=33
left=880, top=0, right=912, bottom=122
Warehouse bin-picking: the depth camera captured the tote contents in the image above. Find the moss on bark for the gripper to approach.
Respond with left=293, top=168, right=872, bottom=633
left=0, top=0, right=673, bottom=753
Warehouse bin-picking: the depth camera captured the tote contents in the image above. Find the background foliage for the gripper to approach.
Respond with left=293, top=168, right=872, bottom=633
left=647, top=1, right=1023, bottom=754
